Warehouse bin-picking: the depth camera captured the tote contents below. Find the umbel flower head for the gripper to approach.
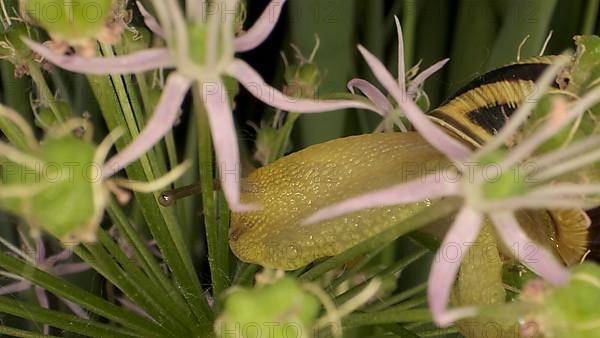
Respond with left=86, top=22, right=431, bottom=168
left=347, top=16, right=449, bottom=132
left=304, top=49, right=600, bottom=326
left=25, top=0, right=375, bottom=212
left=0, top=105, right=188, bottom=243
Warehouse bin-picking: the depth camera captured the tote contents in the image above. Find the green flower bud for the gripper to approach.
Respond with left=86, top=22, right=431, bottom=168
left=24, top=0, right=115, bottom=45
left=532, top=263, right=600, bottom=338
left=566, top=35, right=600, bottom=95
left=284, top=63, right=322, bottom=99
left=35, top=101, right=73, bottom=130
left=0, top=22, right=42, bottom=73
left=216, top=277, right=320, bottom=337
left=253, top=124, right=278, bottom=165
left=1, top=133, right=100, bottom=242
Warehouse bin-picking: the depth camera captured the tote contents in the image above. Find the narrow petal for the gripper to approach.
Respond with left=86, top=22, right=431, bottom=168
left=53, top=263, right=91, bottom=275
left=410, top=58, right=450, bottom=91
left=234, top=0, right=287, bottom=52
left=490, top=212, right=570, bottom=286
left=35, top=239, right=46, bottom=263
left=303, top=175, right=458, bottom=225
left=227, top=59, right=376, bottom=112
left=200, top=79, right=257, bottom=212
left=136, top=1, right=165, bottom=38
left=394, top=16, right=406, bottom=88
left=347, top=78, right=392, bottom=111
left=62, top=298, right=90, bottom=319
left=357, top=45, right=471, bottom=161
left=34, top=287, right=50, bottom=335
left=428, top=207, right=482, bottom=326
left=24, top=39, right=173, bottom=75
left=0, top=280, right=31, bottom=295
left=102, top=73, right=192, bottom=178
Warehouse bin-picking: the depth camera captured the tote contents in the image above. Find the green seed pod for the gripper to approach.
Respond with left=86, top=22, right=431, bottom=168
left=24, top=0, right=115, bottom=45
left=215, top=277, right=320, bottom=337
left=1, top=133, right=101, bottom=242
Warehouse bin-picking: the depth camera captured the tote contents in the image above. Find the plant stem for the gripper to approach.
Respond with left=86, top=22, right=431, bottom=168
left=0, top=296, right=142, bottom=338
left=0, top=254, right=161, bottom=337
left=342, top=308, right=431, bottom=328
left=268, top=112, right=299, bottom=163
left=583, top=0, right=600, bottom=34
left=194, top=85, right=227, bottom=308
left=27, top=61, right=65, bottom=123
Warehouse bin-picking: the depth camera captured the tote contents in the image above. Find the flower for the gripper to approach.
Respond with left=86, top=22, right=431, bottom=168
left=347, top=16, right=449, bottom=132
left=24, top=0, right=374, bottom=212
left=0, top=105, right=189, bottom=243
left=303, top=46, right=600, bottom=326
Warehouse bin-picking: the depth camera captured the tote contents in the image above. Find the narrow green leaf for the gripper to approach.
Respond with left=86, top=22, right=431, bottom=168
left=0, top=254, right=162, bottom=337
left=0, top=296, right=141, bottom=338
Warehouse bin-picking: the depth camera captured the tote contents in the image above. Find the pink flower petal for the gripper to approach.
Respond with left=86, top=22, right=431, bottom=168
left=24, top=39, right=173, bottom=75
left=0, top=280, right=32, bottom=295
left=347, top=78, right=392, bottom=112
left=394, top=16, right=405, bottom=88
left=490, top=212, right=570, bottom=286
left=357, top=45, right=471, bottom=161
left=428, top=207, right=482, bottom=326
left=46, top=249, right=74, bottom=266
left=53, top=262, right=91, bottom=275
left=62, top=298, right=90, bottom=319
left=35, top=239, right=46, bottom=263
left=234, top=0, right=287, bottom=52
left=226, top=59, right=375, bottom=112
left=200, top=79, right=258, bottom=212
left=303, top=175, right=458, bottom=225
left=410, top=58, right=450, bottom=91
left=102, top=73, right=192, bottom=177
left=136, top=1, right=165, bottom=38
left=35, top=286, right=50, bottom=334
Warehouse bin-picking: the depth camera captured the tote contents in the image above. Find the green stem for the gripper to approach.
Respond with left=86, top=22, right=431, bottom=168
left=0, top=254, right=160, bottom=337
left=342, top=309, right=431, bottom=328
left=91, top=43, right=212, bottom=325
left=194, top=85, right=226, bottom=308
left=367, top=283, right=428, bottom=312
left=27, top=61, right=65, bottom=123
left=268, top=112, right=299, bottom=163
left=233, top=263, right=260, bottom=286
left=218, top=191, right=233, bottom=288
left=583, top=0, right=600, bottom=34
left=92, top=231, right=197, bottom=335
left=0, top=296, right=142, bottom=338
left=107, top=199, right=187, bottom=308
left=0, top=326, right=60, bottom=338
left=402, top=0, right=418, bottom=68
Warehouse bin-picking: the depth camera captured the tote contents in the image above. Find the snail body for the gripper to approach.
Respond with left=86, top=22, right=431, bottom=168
left=230, top=57, right=590, bottom=270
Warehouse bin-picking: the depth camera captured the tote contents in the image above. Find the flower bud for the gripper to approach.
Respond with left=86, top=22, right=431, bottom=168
left=1, top=133, right=100, bottom=243
left=23, top=0, right=116, bottom=47
left=215, top=277, right=320, bottom=337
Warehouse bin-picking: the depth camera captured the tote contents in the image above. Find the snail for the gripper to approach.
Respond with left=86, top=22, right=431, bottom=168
left=227, top=56, right=591, bottom=270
